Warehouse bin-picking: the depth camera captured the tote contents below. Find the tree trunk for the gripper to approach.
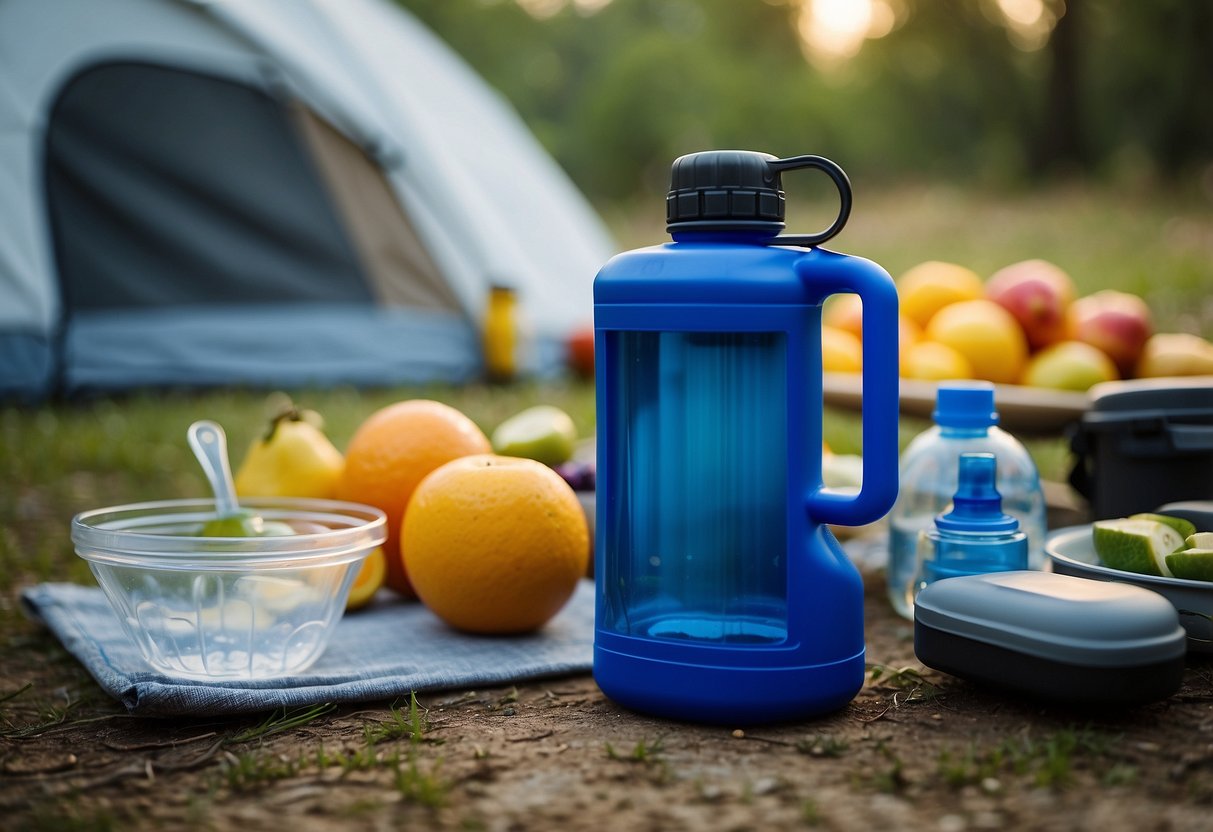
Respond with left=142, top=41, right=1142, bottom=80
left=1034, top=0, right=1084, bottom=173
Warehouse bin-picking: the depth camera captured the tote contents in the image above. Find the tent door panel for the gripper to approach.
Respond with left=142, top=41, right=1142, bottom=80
left=44, top=61, right=375, bottom=313
left=291, top=105, right=461, bottom=313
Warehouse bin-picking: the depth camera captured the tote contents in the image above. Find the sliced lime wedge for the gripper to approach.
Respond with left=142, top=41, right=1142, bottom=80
left=1165, top=549, right=1213, bottom=582
left=1130, top=513, right=1197, bottom=541
left=1186, top=532, right=1213, bottom=550
left=1092, top=518, right=1185, bottom=577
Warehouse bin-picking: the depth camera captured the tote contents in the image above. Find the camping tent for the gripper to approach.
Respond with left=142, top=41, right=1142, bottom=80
left=0, top=0, right=615, bottom=399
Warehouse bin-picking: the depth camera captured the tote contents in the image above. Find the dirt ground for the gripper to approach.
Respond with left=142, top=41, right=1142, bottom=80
left=4, top=568, right=1213, bottom=832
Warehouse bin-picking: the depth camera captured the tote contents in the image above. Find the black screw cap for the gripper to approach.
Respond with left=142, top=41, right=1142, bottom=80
left=666, top=150, right=785, bottom=233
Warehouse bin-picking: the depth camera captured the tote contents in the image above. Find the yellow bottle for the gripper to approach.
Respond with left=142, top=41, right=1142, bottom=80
left=483, top=285, right=519, bottom=381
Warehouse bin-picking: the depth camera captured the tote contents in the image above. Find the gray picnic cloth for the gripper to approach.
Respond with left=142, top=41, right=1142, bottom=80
left=21, top=580, right=595, bottom=717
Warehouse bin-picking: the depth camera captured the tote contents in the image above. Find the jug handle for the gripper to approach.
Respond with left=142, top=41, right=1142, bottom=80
left=797, top=254, right=900, bottom=527
left=768, top=155, right=852, bottom=248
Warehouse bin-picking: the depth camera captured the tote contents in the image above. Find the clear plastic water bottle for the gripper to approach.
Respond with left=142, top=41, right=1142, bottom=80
left=887, top=381, right=1046, bottom=619
left=914, top=453, right=1028, bottom=599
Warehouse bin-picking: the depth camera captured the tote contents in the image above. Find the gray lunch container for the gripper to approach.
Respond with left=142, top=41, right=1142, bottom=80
left=914, top=571, right=1186, bottom=706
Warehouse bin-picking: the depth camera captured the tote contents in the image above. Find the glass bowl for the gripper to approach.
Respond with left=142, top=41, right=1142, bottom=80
left=72, top=498, right=387, bottom=680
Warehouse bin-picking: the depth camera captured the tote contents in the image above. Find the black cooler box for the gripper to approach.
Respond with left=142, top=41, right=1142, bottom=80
left=1069, top=378, right=1213, bottom=520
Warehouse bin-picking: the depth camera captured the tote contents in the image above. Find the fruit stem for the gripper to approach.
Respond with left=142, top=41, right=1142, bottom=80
left=263, top=397, right=304, bottom=444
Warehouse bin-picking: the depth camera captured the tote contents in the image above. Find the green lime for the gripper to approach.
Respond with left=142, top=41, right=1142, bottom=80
left=1130, top=513, right=1197, bottom=540
left=200, top=510, right=295, bottom=538
left=1165, top=549, right=1213, bottom=582
left=1092, top=518, right=1185, bottom=577
left=1186, top=532, right=1213, bottom=550
left=258, top=520, right=297, bottom=537
left=491, top=405, right=577, bottom=467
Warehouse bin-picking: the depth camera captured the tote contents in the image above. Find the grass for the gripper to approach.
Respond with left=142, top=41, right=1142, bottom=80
left=363, top=693, right=431, bottom=745
left=935, top=726, right=1124, bottom=791
left=225, top=703, right=337, bottom=745
left=796, top=734, right=849, bottom=758
left=605, top=736, right=665, bottom=763
left=210, top=693, right=448, bottom=803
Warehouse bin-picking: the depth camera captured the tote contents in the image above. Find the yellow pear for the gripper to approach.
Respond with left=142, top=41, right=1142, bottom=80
left=1136, top=333, right=1213, bottom=378
left=234, top=402, right=345, bottom=499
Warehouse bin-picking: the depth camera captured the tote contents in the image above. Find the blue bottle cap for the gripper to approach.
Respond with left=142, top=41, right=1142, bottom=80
left=935, top=453, right=1020, bottom=533
left=932, top=381, right=999, bottom=429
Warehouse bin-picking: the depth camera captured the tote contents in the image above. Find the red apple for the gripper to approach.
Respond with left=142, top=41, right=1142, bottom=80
left=1066, top=290, right=1153, bottom=376
left=984, top=259, right=1076, bottom=350
left=566, top=324, right=595, bottom=379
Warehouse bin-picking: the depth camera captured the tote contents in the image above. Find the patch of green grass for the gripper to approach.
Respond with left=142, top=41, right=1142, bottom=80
left=364, top=693, right=431, bottom=745
left=937, top=743, right=1008, bottom=789
left=219, top=749, right=305, bottom=792
left=225, top=703, right=336, bottom=745
left=394, top=752, right=449, bottom=808
left=865, top=740, right=909, bottom=794
left=342, top=797, right=387, bottom=817
left=605, top=736, right=665, bottom=763
left=801, top=798, right=822, bottom=827
left=796, top=734, right=850, bottom=758
left=336, top=733, right=401, bottom=774
left=1102, top=763, right=1138, bottom=787
left=0, top=682, right=116, bottom=739
left=936, top=726, right=1123, bottom=791
left=309, top=693, right=448, bottom=804
left=25, top=799, right=119, bottom=832
left=0, top=681, right=32, bottom=705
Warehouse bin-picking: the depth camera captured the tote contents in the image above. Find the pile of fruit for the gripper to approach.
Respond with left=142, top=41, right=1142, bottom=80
left=229, top=397, right=591, bottom=633
left=1093, top=513, right=1213, bottom=582
left=823, top=259, right=1213, bottom=391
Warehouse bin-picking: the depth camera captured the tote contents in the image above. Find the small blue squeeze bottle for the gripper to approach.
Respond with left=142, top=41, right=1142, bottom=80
left=592, top=150, right=900, bottom=724
left=887, top=382, right=1046, bottom=620
left=914, top=453, right=1029, bottom=598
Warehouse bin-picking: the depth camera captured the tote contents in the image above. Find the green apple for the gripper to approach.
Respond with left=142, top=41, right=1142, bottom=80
left=491, top=405, right=577, bottom=466
left=1021, top=340, right=1117, bottom=391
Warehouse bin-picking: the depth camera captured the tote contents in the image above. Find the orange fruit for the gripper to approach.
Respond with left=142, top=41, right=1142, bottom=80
left=901, top=340, right=973, bottom=381
left=898, top=261, right=985, bottom=329
left=336, top=400, right=492, bottom=596
left=402, top=454, right=589, bottom=634
left=821, top=325, right=863, bottom=373
left=925, top=299, right=1028, bottom=384
left=823, top=294, right=864, bottom=339
left=346, top=547, right=387, bottom=611
left=897, top=315, right=923, bottom=373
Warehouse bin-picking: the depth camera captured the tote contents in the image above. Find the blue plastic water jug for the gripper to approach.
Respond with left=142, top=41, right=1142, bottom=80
left=593, top=150, right=900, bottom=724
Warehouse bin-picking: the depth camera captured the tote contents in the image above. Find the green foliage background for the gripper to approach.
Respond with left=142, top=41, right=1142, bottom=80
left=398, top=0, right=1213, bottom=202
